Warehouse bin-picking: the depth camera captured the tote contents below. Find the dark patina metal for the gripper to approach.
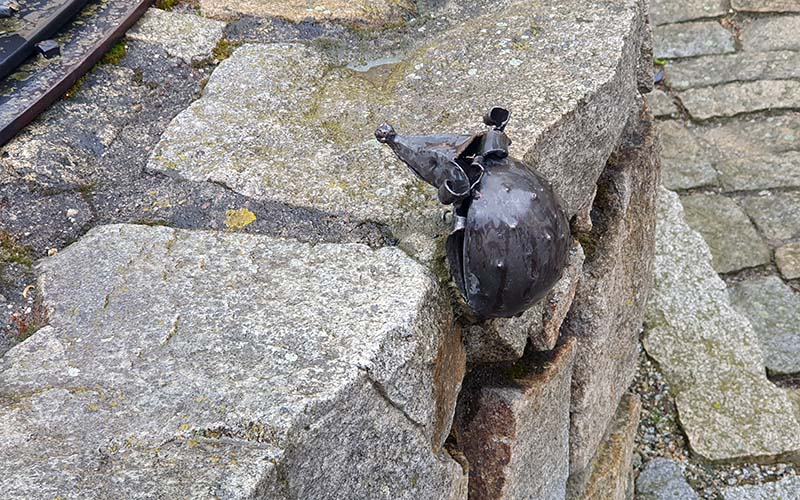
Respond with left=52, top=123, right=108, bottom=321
left=376, top=107, right=570, bottom=319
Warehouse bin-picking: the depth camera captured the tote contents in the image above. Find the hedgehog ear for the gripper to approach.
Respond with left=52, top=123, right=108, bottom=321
left=483, top=107, right=510, bottom=131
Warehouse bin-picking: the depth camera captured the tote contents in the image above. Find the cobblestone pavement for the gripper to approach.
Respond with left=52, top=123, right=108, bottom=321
left=638, top=0, right=800, bottom=498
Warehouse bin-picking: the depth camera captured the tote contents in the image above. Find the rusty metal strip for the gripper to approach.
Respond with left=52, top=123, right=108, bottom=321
left=0, top=0, right=153, bottom=146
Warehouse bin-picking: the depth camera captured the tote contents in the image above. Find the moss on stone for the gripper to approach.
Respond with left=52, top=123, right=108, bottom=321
left=100, top=40, right=128, bottom=65
left=212, top=38, right=238, bottom=62
left=0, top=231, right=33, bottom=270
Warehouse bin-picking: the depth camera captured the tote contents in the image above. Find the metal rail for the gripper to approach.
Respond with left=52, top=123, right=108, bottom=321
left=0, top=0, right=152, bottom=146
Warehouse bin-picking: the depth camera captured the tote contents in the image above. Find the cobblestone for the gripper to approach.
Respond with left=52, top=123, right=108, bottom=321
left=653, top=21, right=735, bottom=59
left=742, top=15, right=800, bottom=52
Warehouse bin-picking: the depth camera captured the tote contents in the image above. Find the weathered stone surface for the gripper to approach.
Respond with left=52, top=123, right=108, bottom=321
left=649, top=0, right=727, bottom=25
left=635, top=458, right=699, bottom=500
left=742, top=15, right=800, bottom=52
left=716, top=152, right=800, bottom=191
left=149, top=0, right=651, bottom=231
left=643, top=188, right=800, bottom=463
left=776, top=242, right=800, bottom=279
left=581, top=393, right=641, bottom=500
left=680, top=193, right=769, bottom=273
left=464, top=303, right=544, bottom=365
left=730, top=276, right=800, bottom=376
left=681, top=80, right=800, bottom=120
left=732, top=0, right=800, bottom=12
left=126, top=8, right=226, bottom=64
left=199, top=0, right=414, bottom=23
left=653, top=21, right=735, bottom=59
left=694, top=112, right=800, bottom=157
left=564, top=104, right=658, bottom=474
left=658, top=120, right=718, bottom=190
left=536, top=242, right=586, bottom=352
left=453, top=339, right=577, bottom=500
left=646, top=89, right=678, bottom=117
left=722, top=476, right=800, bottom=499
left=741, top=191, right=800, bottom=242
left=666, top=50, right=800, bottom=91
left=0, top=224, right=468, bottom=499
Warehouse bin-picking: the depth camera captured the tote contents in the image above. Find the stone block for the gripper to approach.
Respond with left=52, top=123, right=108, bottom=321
left=667, top=51, right=800, bottom=90
left=776, top=242, right=800, bottom=280
left=564, top=103, right=659, bottom=474
left=126, top=8, right=226, bottom=64
left=199, top=0, right=416, bottom=23
left=723, top=476, right=800, bottom=499
left=650, top=0, right=727, bottom=25
left=658, top=120, right=718, bottom=191
left=464, top=303, right=544, bottom=365
left=732, top=0, right=800, bottom=11
left=536, top=241, right=586, bottom=352
left=680, top=193, right=770, bottom=273
left=730, top=276, right=800, bottom=376
left=716, top=151, right=800, bottom=192
left=681, top=80, right=800, bottom=120
left=653, top=21, right=735, bottom=59
left=694, top=112, right=800, bottom=157
left=453, top=339, right=577, bottom=500
left=635, top=458, right=699, bottom=500
left=643, top=188, right=800, bottom=463
left=743, top=16, right=800, bottom=52
left=581, top=393, right=641, bottom=500
left=0, top=224, right=467, bottom=499
left=646, top=89, right=678, bottom=117
left=741, top=191, right=800, bottom=242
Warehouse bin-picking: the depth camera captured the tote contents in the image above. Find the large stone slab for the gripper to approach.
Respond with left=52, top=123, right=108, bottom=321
left=741, top=191, right=800, bottom=242
left=564, top=104, right=658, bottom=475
left=722, top=476, right=800, bottom=499
left=716, top=151, right=800, bottom=192
left=776, top=242, right=800, bottom=279
left=666, top=51, right=800, bottom=91
left=742, top=15, right=800, bottom=52
left=658, top=120, right=718, bottom=191
left=126, top=8, right=226, bottom=64
left=580, top=393, right=641, bottom=500
left=649, top=0, right=727, bottom=26
left=149, top=0, right=650, bottom=229
left=643, top=188, right=800, bottom=463
left=635, top=458, right=699, bottom=500
left=732, top=0, right=800, bottom=12
left=653, top=21, right=735, bottom=59
left=0, top=224, right=468, bottom=499
left=680, top=193, right=770, bottom=273
left=199, top=0, right=415, bottom=24
left=730, top=276, right=800, bottom=376
left=453, top=339, right=577, bottom=500
left=681, top=80, right=800, bottom=120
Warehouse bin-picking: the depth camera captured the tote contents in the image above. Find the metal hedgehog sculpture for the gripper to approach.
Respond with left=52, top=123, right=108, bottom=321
left=375, top=107, right=570, bottom=319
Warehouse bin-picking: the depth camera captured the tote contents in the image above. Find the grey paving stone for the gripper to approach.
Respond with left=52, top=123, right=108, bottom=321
left=126, top=8, right=226, bottom=64
left=666, top=50, right=800, bottom=90
left=741, top=191, right=800, bottom=242
left=680, top=193, right=770, bottom=273
left=643, top=188, right=800, bottom=463
left=732, top=0, right=800, bottom=12
left=658, top=120, right=719, bottom=190
left=722, top=476, right=800, bottom=499
left=694, top=112, right=800, bottom=157
left=716, top=151, right=800, bottom=191
left=649, top=0, right=728, bottom=25
left=730, top=276, right=800, bottom=375
left=646, top=89, right=678, bottom=117
left=776, top=242, right=800, bottom=280
left=681, top=80, right=800, bottom=120
left=0, top=224, right=468, bottom=499
left=653, top=21, right=735, bottom=59
left=635, top=458, right=699, bottom=500
left=742, top=15, right=800, bottom=52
